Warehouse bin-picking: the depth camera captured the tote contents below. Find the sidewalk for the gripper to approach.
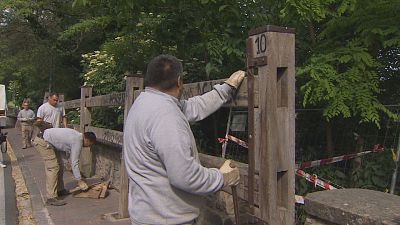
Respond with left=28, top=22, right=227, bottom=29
left=6, top=128, right=131, bottom=225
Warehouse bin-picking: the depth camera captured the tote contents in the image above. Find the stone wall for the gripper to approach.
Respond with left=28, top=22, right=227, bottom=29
left=89, top=143, right=249, bottom=225
left=305, top=189, right=400, bottom=225
left=91, top=143, right=122, bottom=190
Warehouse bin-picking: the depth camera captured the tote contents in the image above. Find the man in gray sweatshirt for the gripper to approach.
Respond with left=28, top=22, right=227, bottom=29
left=124, top=54, right=243, bottom=225
left=33, top=128, right=96, bottom=206
left=17, top=101, right=35, bottom=148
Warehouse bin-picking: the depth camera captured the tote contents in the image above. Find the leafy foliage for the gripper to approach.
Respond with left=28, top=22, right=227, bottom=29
left=298, top=42, right=395, bottom=126
left=1, top=1, right=399, bottom=214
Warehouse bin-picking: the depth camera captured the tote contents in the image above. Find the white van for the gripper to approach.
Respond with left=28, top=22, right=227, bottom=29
left=0, top=85, right=6, bottom=128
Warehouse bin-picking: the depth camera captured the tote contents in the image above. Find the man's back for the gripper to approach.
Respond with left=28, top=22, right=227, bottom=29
left=124, top=88, right=223, bottom=225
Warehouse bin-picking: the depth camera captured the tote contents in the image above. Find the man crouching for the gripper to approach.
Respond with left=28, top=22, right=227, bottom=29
left=33, top=128, right=96, bottom=206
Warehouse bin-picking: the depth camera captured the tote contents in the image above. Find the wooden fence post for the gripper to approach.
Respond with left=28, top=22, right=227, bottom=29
left=119, top=72, right=143, bottom=219
left=247, top=25, right=295, bottom=224
left=79, top=85, right=93, bottom=177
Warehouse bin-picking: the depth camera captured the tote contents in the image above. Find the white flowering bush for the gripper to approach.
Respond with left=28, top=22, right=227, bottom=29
left=81, top=50, right=122, bottom=94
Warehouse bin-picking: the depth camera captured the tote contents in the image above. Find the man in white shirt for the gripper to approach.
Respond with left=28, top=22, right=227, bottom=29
left=36, top=93, right=67, bottom=129
left=33, top=128, right=96, bottom=206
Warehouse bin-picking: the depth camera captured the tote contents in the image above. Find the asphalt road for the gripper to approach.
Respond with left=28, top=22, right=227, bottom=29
left=0, top=150, right=18, bottom=225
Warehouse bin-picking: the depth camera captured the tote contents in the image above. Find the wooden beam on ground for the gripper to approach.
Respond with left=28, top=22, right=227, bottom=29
left=99, top=181, right=110, bottom=198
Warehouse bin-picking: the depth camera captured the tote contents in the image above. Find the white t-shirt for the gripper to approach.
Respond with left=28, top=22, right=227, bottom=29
left=37, top=102, right=65, bottom=128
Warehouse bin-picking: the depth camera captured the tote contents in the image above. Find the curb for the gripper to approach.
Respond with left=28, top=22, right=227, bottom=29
left=6, top=141, right=37, bottom=225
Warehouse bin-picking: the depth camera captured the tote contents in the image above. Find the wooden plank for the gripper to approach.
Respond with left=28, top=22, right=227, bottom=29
left=86, top=126, right=123, bottom=146
left=85, top=92, right=126, bottom=107
left=99, top=181, right=109, bottom=198
left=73, top=183, right=103, bottom=199
left=62, top=99, right=81, bottom=109
left=182, top=77, right=259, bottom=108
left=81, top=77, right=257, bottom=108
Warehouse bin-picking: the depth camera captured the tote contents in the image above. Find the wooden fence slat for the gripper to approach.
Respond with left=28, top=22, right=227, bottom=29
left=63, top=99, right=81, bottom=109
left=65, top=77, right=258, bottom=109
left=181, top=77, right=258, bottom=108
left=85, top=92, right=126, bottom=107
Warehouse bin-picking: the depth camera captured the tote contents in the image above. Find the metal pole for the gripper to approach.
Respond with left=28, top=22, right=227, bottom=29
left=389, top=133, right=400, bottom=194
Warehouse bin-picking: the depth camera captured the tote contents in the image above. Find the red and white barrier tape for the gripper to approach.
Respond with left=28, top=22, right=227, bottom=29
left=218, top=135, right=248, bottom=149
left=218, top=135, right=384, bottom=169
left=296, top=169, right=337, bottom=190
left=296, top=144, right=384, bottom=169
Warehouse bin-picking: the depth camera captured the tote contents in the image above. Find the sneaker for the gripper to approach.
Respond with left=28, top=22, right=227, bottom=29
left=46, top=198, right=67, bottom=206
left=0, top=163, right=6, bottom=168
left=57, top=189, right=70, bottom=197
left=22, top=145, right=27, bottom=149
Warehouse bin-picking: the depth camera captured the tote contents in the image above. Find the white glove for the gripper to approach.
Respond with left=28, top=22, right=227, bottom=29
left=219, top=160, right=240, bottom=187
left=78, top=179, right=89, bottom=191
left=224, top=70, right=245, bottom=89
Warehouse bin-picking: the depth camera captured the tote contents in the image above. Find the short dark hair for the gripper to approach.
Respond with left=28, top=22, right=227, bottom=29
left=144, top=54, right=183, bottom=90
left=84, top=132, right=96, bottom=143
left=48, top=92, right=59, bottom=98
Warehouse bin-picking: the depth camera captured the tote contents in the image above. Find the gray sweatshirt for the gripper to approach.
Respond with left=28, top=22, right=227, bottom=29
left=43, top=128, right=83, bottom=180
left=17, top=109, right=35, bottom=123
left=123, top=84, right=233, bottom=225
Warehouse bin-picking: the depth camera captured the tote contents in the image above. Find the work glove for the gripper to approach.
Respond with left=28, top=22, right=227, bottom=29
left=224, top=70, right=245, bottom=89
left=219, top=160, right=240, bottom=187
left=78, top=179, right=89, bottom=191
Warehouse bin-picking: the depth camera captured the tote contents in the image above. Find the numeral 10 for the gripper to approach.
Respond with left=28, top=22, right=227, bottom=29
left=255, top=34, right=267, bottom=54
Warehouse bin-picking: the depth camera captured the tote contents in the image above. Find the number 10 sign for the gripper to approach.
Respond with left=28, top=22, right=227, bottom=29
left=252, top=33, right=267, bottom=57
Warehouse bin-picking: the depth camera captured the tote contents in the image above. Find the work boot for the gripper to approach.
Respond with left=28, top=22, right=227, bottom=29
left=46, top=198, right=66, bottom=206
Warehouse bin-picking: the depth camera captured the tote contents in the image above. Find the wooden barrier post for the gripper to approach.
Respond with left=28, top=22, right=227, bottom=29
left=247, top=25, right=295, bottom=224
left=79, top=85, right=93, bottom=177
left=119, top=72, right=143, bottom=219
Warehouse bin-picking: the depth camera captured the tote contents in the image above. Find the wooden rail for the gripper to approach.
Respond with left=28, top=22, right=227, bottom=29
left=62, top=77, right=257, bottom=110
left=62, top=99, right=80, bottom=109
left=86, top=92, right=126, bottom=108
